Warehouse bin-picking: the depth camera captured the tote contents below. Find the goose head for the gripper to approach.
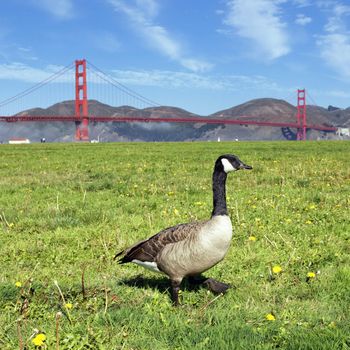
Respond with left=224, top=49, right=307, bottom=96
left=217, top=154, right=253, bottom=173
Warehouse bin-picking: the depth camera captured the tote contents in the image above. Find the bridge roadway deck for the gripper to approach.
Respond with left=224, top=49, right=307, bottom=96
left=0, top=115, right=337, bottom=132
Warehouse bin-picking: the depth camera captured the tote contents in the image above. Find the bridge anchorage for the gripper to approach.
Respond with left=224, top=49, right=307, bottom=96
left=281, top=126, right=297, bottom=141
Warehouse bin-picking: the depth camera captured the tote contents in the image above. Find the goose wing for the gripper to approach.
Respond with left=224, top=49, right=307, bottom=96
left=114, top=221, right=204, bottom=265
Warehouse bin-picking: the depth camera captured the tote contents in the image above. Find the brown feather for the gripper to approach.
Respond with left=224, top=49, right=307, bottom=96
left=115, top=221, right=205, bottom=264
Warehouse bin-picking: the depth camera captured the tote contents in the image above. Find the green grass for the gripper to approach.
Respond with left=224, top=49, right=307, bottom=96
left=0, top=141, right=349, bottom=350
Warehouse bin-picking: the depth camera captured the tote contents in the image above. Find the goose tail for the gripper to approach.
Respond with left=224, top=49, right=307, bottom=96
left=114, top=250, right=132, bottom=264
left=113, top=250, right=125, bottom=262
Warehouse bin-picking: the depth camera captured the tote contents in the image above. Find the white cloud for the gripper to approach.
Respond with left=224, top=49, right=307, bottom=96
left=0, top=62, right=278, bottom=92
left=293, top=0, right=312, bottom=7
left=323, top=3, right=350, bottom=32
left=0, top=63, right=72, bottom=83
left=328, top=90, right=350, bottom=99
left=92, top=32, right=121, bottom=53
left=33, top=0, right=74, bottom=19
left=317, top=33, right=350, bottom=77
left=16, top=46, right=39, bottom=61
left=223, top=0, right=290, bottom=60
left=110, top=68, right=280, bottom=92
left=135, top=0, right=159, bottom=18
left=333, top=3, right=350, bottom=16
left=108, top=0, right=212, bottom=72
left=317, top=2, right=350, bottom=78
left=0, top=59, right=271, bottom=90
left=295, top=14, right=312, bottom=25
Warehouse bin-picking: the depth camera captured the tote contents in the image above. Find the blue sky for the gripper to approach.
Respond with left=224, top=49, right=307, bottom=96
left=1, top=0, right=350, bottom=115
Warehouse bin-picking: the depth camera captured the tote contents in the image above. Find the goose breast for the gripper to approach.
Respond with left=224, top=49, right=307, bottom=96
left=157, top=215, right=232, bottom=278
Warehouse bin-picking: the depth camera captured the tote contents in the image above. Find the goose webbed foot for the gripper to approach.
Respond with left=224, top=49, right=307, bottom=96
left=188, top=275, right=231, bottom=294
left=203, top=278, right=230, bottom=294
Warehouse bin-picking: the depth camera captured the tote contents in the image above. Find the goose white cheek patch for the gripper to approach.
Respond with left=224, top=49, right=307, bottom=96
left=221, top=158, right=237, bottom=173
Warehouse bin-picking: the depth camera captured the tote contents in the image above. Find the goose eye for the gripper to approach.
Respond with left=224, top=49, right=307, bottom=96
left=221, top=158, right=237, bottom=173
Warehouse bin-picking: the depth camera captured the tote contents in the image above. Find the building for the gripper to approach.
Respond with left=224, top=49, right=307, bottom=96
left=336, top=128, right=350, bottom=137
left=8, top=138, right=31, bottom=144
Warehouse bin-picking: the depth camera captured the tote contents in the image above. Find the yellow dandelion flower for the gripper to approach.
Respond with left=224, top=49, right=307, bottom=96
left=309, top=204, right=316, bottom=210
left=248, top=236, right=257, bottom=242
left=15, top=281, right=22, bottom=288
left=307, top=272, right=316, bottom=278
left=36, top=334, right=46, bottom=342
left=65, top=303, right=73, bottom=309
left=32, top=333, right=46, bottom=347
left=266, top=313, right=276, bottom=321
left=173, top=208, right=179, bottom=216
left=272, top=265, right=282, bottom=274
left=251, top=205, right=257, bottom=209
left=305, top=220, right=312, bottom=225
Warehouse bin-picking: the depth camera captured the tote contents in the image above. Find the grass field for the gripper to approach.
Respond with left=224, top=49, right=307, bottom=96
left=0, top=141, right=349, bottom=350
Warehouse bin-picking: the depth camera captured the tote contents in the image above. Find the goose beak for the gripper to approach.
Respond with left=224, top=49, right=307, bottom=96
left=239, top=163, right=253, bottom=170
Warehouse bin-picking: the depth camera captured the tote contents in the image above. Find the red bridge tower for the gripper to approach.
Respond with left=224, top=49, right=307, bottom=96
left=296, top=89, right=306, bottom=141
left=75, top=59, right=89, bottom=141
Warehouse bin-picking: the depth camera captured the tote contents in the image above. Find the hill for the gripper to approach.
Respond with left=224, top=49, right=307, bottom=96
left=1, top=98, right=349, bottom=142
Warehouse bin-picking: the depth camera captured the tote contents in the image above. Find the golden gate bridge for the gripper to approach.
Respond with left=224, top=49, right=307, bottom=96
left=0, top=59, right=338, bottom=141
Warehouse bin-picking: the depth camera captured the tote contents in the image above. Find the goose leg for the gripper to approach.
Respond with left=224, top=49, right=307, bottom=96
left=170, top=279, right=182, bottom=306
left=188, top=275, right=208, bottom=285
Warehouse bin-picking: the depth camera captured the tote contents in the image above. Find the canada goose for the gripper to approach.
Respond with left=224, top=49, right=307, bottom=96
left=115, top=154, right=252, bottom=305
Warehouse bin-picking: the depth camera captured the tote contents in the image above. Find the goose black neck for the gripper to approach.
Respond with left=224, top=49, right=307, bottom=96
left=211, top=168, right=228, bottom=217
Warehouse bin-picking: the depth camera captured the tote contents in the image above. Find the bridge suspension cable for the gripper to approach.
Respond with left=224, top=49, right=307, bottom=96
left=305, top=90, right=319, bottom=107
left=0, top=63, right=75, bottom=109
left=86, top=60, right=160, bottom=108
